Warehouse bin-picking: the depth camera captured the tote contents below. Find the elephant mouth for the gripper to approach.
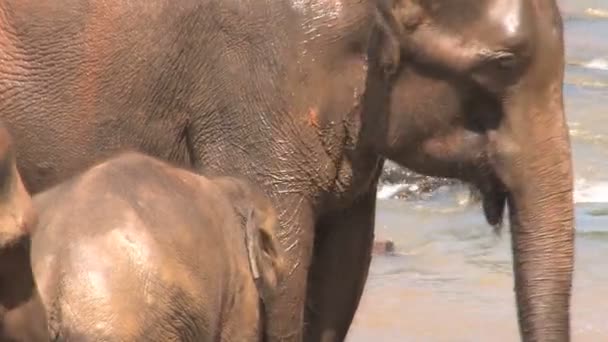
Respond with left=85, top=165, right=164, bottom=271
left=475, top=174, right=508, bottom=229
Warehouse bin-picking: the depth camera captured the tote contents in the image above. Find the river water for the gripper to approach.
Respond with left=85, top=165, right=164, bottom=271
left=350, top=1, right=608, bottom=341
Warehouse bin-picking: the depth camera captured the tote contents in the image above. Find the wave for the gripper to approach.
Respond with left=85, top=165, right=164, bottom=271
left=583, top=58, right=608, bottom=71
left=585, top=8, right=608, bottom=19
left=377, top=183, right=409, bottom=200
left=378, top=180, right=608, bottom=204
left=562, top=7, right=608, bottom=20
left=568, top=58, right=608, bottom=72
left=569, top=126, right=608, bottom=144
left=575, top=181, right=608, bottom=203
left=566, top=79, right=608, bottom=89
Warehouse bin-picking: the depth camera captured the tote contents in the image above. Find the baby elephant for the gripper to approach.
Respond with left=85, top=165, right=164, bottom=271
left=0, top=124, right=48, bottom=342
left=31, top=152, right=285, bottom=341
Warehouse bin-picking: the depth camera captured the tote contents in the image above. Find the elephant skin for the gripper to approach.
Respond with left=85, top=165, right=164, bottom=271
left=0, top=123, right=48, bottom=342
left=28, top=152, right=285, bottom=341
left=0, top=1, right=574, bottom=341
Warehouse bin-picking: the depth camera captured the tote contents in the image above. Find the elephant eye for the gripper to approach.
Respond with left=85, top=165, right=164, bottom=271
left=471, top=50, right=524, bottom=91
left=475, top=50, right=519, bottom=71
left=491, top=51, right=519, bottom=70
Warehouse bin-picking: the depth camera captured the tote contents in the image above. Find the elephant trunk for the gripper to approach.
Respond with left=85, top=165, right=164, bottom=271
left=507, top=135, right=574, bottom=341
left=492, top=76, right=574, bottom=340
left=484, top=3, right=574, bottom=338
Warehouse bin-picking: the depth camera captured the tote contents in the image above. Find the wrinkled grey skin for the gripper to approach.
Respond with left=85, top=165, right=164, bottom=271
left=30, top=152, right=285, bottom=341
left=0, top=0, right=573, bottom=341
left=0, top=123, right=48, bottom=342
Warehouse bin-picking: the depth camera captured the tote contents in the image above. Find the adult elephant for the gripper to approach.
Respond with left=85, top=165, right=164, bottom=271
left=0, top=0, right=573, bottom=341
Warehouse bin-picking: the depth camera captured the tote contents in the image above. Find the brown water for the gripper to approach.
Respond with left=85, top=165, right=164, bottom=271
left=349, top=1, right=608, bottom=340
left=350, top=194, right=608, bottom=341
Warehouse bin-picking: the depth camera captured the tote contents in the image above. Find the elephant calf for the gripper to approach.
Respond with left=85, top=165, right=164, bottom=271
left=29, top=152, right=285, bottom=341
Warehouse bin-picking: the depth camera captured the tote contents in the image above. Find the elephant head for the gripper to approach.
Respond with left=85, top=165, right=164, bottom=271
left=213, top=177, right=286, bottom=304
left=366, top=0, right=573, bottom=340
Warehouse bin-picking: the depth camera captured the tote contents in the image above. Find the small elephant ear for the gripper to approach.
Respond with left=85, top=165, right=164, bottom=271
left=244, top=206, right=285, bottom=304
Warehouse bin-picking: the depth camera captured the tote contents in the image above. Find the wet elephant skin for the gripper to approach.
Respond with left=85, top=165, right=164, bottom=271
left=27, top=152, right=284, bottom=341
left=0, top=1, right=573, bottom=341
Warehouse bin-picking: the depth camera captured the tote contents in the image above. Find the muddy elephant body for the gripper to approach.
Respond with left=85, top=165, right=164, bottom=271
left=30, top=152, right=284, bottom=341
left=0, top=0, right=574, bottom=341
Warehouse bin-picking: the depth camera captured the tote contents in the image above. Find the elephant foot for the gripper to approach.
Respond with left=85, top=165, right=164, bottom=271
left=372, top=239, right=395, bottom=255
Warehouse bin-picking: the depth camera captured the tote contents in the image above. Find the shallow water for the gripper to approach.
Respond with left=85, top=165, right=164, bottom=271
left=350, top=1, right=608, bottom=340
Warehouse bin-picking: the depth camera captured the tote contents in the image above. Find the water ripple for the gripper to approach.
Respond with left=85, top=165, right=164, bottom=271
left=583, top=58, right=608, bottom=70
left=585, top=8, right=608, bottom=19
left=568, top=58, right=608, bottom=72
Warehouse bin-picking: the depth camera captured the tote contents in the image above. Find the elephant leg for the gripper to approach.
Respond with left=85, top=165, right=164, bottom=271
left=304, top=191, right=376, bottom=342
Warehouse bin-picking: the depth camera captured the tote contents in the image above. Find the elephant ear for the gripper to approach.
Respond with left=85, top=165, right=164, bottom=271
left=244, top=205, right=285, bottom=305
left=374, top=0, right=404, bottom=77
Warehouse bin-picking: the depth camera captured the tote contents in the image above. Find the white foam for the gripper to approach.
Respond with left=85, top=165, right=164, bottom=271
left=583, top=58, right=608, bottom=71
left=575, top=181, right=608, bottom=203
left=585, top=8, right=608, bottom=19
left=377, top=183, right=408, bottom=199
left=378, top=180, right=608, bottom=204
